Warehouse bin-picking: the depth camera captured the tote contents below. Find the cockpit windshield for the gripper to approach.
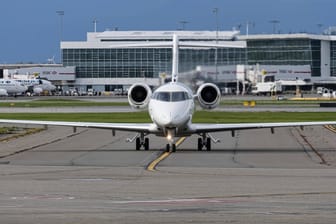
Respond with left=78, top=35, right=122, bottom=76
left=152, top=91, right=191, bottom=102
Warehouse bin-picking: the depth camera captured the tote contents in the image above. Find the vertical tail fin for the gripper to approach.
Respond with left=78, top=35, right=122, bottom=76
left=171, top=34, right=178, bottom=83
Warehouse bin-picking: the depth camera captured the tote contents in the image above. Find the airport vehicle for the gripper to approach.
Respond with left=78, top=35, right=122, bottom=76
left=251, top=82, right=282, bottom=96
left=15, top=79, right=56, bottom=95
left=0, top=35, right=336, bottom=151
left=319, top=88, right=336, bottom=98
left=87, top=88, right=94, bottom=96
left=0, top=79, right=28, bottom=96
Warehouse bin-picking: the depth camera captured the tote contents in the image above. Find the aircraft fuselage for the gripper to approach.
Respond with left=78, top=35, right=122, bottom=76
left=148, top=82, right=194, bottom=137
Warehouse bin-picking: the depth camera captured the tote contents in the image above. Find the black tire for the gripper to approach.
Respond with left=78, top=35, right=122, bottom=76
left=172, top=144, right=176, bottom=152
left=198, top=138, right=203, bottom=151
left=144, top=138, right=149, bottom=151
left=166, top=144, right=170, bottom=152
left=206, top=137, right=211, bottom=151
left=136, top=138, right=141, bottom=151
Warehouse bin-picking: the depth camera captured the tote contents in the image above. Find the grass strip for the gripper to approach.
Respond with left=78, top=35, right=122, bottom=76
left=0, top=99, right=128, bottom=107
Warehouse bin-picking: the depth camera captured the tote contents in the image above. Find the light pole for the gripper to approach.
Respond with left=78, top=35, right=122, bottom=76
left=56, top=10, right=64, bottom=63
left=213, top=8, right=219, bottom=42
left=269, top=20, right=280, bottom=34
left=179, top=21, right=188, bottom=30
left=213, top=8, right=219, bottom=83
left=246, top=21, right=254, bottom=36
left=93, top=18, right=99, bottom=32
left=317, top=23, right=323, bottom=34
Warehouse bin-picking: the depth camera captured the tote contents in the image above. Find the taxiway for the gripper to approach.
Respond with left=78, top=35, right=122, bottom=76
left=0, top=124, right=336, bottom=223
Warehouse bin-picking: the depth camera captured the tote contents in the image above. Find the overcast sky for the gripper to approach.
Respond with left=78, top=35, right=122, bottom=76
left=0, top=0, right=334, bottom=63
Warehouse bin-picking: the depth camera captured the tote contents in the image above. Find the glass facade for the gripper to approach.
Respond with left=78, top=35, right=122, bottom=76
left=61, top=35, right=336, bottom=82
left=331, top=41, right=336, bottom=77
left=62, top=48, right=246, bottom=79
left=247, top=39, right=321, bottom=77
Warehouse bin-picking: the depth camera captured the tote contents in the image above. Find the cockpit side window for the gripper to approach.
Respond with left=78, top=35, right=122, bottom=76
left=157, top=92, right=170, bottom=101
left=172, top=92, right=186, bottom=102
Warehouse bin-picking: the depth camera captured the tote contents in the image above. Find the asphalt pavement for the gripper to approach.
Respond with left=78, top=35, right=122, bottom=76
left=0, top=124, right=336, bottom=223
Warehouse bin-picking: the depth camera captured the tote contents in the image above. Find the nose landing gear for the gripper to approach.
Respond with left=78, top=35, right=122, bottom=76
left=165, top=143, right=176, bottom=152
left=165, top=128, right=176, bottom=152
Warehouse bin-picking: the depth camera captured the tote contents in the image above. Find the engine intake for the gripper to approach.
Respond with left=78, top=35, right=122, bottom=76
left=128, top=83, right=152, bottom=109
left=196, top=83, right=221, bottom=109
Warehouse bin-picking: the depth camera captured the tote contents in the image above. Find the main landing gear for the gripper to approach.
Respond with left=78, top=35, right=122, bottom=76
left=129, top=133, right=149, bottom=151
left=197, top=133, right=211, bottom=151
left=136, top=137, right=149, bottom=151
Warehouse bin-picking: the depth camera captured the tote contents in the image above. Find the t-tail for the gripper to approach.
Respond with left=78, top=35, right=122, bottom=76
left=171, top=34, right=179, bottom=83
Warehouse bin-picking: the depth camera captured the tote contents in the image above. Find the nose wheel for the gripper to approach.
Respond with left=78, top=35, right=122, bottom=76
left=166, top=143, right=176, bottom=152
left=165, top=128, right=176, bottom=152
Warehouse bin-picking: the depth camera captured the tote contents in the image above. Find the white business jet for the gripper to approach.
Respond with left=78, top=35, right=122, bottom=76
left=0, top=34, right=336, bottom=151
left=0, top=79, right=28, bottom=96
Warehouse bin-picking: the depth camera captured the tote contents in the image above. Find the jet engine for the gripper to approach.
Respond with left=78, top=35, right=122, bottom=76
left=128, top=83, right=152, bottom=109
left=0, top=89, right=8, bottom=96
left=33, top=87, right=43, bottom=94
left=196, top=83, right=221, bottom=109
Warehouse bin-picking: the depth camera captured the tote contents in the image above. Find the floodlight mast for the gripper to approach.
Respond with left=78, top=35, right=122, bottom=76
left=93, top=18, right=98, bottom=33
left=213, top=7, right=219, bottom=82
left=56, top=10, right=64, bottom=63
left=269, top=20, right=280, bottom=34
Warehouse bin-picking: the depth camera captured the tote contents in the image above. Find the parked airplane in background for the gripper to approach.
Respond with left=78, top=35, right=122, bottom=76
left=15, top=79, right=56, bottom=95
left=0, top=34, right=335, bottom=151
left=0, top=79, right=27, bottom=96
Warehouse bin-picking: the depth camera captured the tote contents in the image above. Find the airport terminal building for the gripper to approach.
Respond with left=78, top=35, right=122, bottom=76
left=241, top=34, right=336, bottom=83
left=60, top=30, right=246, bottom=92
left=60, top=31, right=336, bottom=92
left=3, top=30, right=336, bottom=93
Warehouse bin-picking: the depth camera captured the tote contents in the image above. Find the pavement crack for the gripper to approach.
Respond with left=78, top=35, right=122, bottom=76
left=293, top=127, right=329, bottom=166
left=0, top=129, right=88, bottom=160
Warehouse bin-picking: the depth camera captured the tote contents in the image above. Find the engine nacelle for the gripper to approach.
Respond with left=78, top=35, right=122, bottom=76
left=196, top=83, right=221, bottom=109
left=33, top=87, right=43, bottom=94
left=0, top=89, right=8, bottom=96
left=128, top=83, right=152, bottom=109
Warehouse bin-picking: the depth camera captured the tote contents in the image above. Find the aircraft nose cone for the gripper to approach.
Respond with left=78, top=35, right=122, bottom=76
left=161, top=112, right=173, bottom=126
left=161, top=111, right=183, bottom=127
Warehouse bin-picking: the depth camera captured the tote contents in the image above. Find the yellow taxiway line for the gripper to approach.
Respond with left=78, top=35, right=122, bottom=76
left=147, top=137, right=186, bottom=171
left=325, top=125, right=336, bottom=133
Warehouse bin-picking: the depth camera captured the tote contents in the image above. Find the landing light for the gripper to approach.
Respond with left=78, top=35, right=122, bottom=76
left=167, top=134, right=172, bottom=141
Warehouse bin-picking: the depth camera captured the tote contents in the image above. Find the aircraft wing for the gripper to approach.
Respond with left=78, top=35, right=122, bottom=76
left=190, top=121, right=336, bottom=133
left=0, top=119, right=158, bottom=133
